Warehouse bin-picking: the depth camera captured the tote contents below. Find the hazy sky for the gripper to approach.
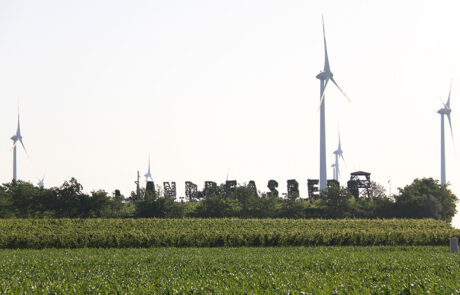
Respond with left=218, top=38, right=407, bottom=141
left=1, top=0, right=459, bottom=226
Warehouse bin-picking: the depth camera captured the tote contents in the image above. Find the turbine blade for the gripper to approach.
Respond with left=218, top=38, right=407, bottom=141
left=447, top=78, right=452, bottom=109
left=440, top=97, right=447, bottom=109
left=447, top=79, right=454, bottom=153
left=342, top=155, right=348, bottom=170
left=340, top=151, right=348, bottom=170
left=447, top=113, right=455, bottom=151
left=37, top=171, right=46, bottom=181
left=16, top=104, right=22, bottom=137
left=331, top=77, right=351, bottom=102
left=148, top=153, right=151, bottom=171
left=19, top=138, right=29, bottom=156
left=318, top=78, right=330, bottom=111
left=322, top=15, right=330, bottom=73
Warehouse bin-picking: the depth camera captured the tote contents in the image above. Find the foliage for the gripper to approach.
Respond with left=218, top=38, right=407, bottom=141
left=0, top=179, right=126, bottom=218
left=0, top=218, right=457, bottom=249
left=395, top=178, right=458, bottom=222
left=315, top=183, right=355, bottom=218
left=135, top=190, right=184, bottom=218
left=0, top=247, right=458, bottom=294
left=0, top=177, right=457, bottom=221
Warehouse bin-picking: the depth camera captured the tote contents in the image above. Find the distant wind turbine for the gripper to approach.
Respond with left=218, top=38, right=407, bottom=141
left=11, top=107, right=28, bottom=181
left=438, top=80, right=454, bottom=185
left=145, top=154, right=153, bottom=183
left=332, top=134, right=345, bottom=181
left=37, top=173, right=46, bottom=188
left=316, top=16, right=351, bottom=190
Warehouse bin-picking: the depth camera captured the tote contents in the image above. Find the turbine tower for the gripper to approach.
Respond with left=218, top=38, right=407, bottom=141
left=332, top=134, right=344, bottom=181
left=438, top=80, right=454, bottom=185
left=331, top=163, right=336, bottom=180
left=316, top=16, right=351, bottom=190
left=145, top=154, right=153, bottom=183
left=11, top=108, right=27, bottom=182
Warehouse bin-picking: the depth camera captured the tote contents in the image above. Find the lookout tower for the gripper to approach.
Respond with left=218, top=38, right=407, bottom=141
left=347, top=171, right=371, bottom=198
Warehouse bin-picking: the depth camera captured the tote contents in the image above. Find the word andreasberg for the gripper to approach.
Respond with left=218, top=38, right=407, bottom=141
left=144, top=179, right=344, bottom=200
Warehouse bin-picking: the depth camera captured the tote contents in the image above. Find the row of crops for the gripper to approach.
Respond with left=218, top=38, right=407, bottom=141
left=0, top=247, right=458, bottom=293
left=0, top=218, right=458, bottom=248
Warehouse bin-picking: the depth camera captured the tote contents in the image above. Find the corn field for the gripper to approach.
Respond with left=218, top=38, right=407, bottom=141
left=0, top=218, right=458, bottom=248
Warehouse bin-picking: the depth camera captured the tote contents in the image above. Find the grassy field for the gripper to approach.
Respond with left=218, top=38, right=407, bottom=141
left=0, top=246, right=458, bottom=294
left=1, top=218, right=459, bottom=248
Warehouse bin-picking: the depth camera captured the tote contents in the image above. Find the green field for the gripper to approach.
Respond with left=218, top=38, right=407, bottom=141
left=1, top=218, right=459, bottom=248
left=0, top=247, right=458, bottom=294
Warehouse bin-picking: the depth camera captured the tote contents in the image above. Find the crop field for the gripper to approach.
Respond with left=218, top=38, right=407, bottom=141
left=0, top=246, right=458, bottom=294
left=0, top=218, right=459, bottom=248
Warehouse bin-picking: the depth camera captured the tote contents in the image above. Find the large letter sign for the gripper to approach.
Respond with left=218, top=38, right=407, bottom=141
left=267, top=180, right=279, bottom=197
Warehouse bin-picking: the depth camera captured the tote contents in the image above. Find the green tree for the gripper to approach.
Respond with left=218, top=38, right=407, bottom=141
left=0, top=185, right=14, bottom=218
left=87, top=190, right=112, bottom=217
left=257, top=192, right=283, bottom=218
left=317, top=183, right=355, bottom=218
left=2, top=181, right=42, bottom=217
left=394, top=178, right=457, bottom=222
left=135, top=190, right=184, bottom=218
left=353, top=195, right=395, bottom=218
left=353, top=182, right=395, bottom=218
left=368, top=181, right=387, bottom=198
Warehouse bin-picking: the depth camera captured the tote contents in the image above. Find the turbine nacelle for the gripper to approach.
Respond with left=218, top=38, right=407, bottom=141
left=333, top=135, right=344, bottom=158
left=316, top=71, right=333, bottom=81
left=11, top=113, right=24, bottom=148
left=437, top=107, right=451, bottom=115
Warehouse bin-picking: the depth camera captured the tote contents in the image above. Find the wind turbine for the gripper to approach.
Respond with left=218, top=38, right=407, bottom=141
left=11, top=107, right=28, bottom=182
left=37, top=173, right=46, bottom=188
left=438, top=80, right=454, bottom=185
left=144, top=154, right=153, bottom=183
left=332, top=134, right=345, bottom=181
left=316, top=16, right=351, bottom=190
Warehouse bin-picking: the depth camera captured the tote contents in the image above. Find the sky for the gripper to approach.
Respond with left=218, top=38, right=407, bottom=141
left=0, top=0, right=460, bottom=227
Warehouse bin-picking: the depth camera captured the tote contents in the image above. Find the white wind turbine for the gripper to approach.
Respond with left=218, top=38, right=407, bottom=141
left=316, top=16, right=351, bottom=190
left=438, top=80, right=454, bottom=185
left=37, top=173, right=46, bottom=188
left=332, top=134, right=345, bottom=181
left=11, top=107, right=28, bottom=181
left=145, top=154, right=153, bottom=183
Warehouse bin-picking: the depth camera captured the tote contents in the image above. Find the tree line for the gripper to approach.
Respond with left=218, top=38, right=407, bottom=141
left=0, top=177, right=457, bottom=222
